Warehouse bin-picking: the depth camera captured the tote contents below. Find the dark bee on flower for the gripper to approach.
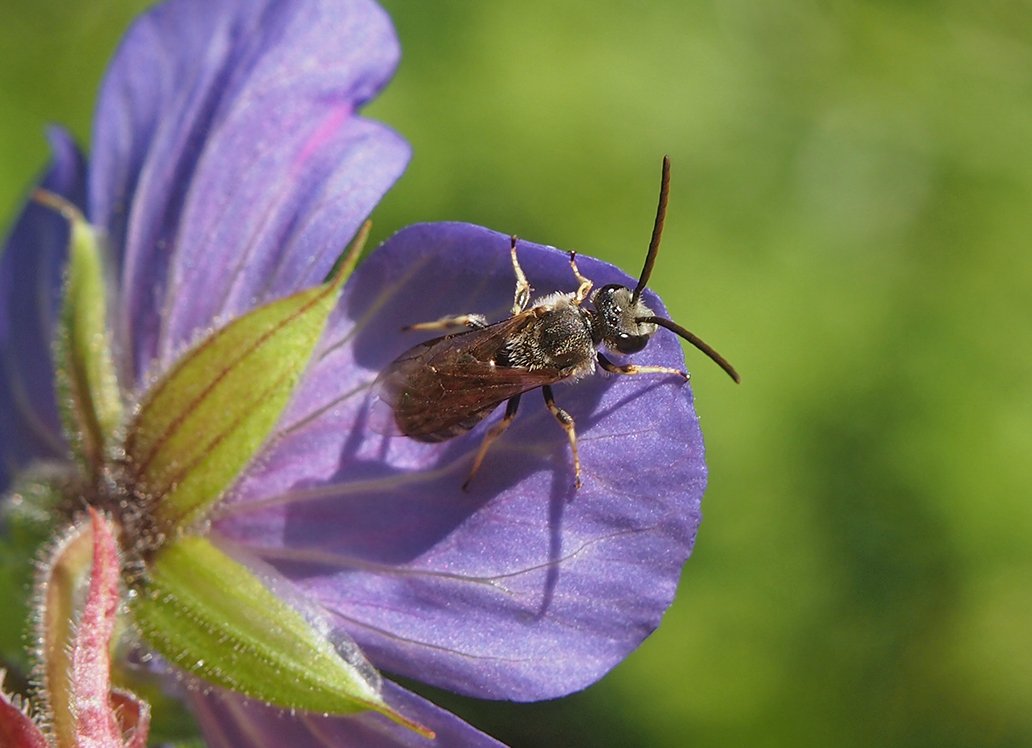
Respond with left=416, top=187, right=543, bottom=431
left=379, top=157, right=739, bottom=489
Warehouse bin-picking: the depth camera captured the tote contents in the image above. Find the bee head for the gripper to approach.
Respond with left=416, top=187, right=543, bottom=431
left=591, top=284, right=658, bottom=354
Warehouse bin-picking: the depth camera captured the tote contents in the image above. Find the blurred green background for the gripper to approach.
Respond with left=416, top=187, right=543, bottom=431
left=3, top=1, right=1031, bottom=746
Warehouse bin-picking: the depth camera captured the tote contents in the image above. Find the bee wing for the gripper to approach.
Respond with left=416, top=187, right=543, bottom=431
left=378, top=313, right=562, bottom=441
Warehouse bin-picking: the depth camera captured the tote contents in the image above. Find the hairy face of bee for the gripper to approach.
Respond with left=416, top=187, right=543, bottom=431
left=591, top=284, right=658, bottom=355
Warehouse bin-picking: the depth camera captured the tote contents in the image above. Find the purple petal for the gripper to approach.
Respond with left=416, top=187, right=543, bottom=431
left=89, top=0, right=409, bottom=388
left=215, top=223, right=706, bottom=700
left=0, top=128, right=85, bottom=491
left=186, top=680, right=504, bottom=748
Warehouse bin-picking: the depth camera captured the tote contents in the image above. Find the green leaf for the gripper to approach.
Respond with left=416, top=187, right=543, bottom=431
left=123, top=223, right=369, bottom=532
left=131, top=536, right=430, bottom=736
left=37, top=190, right=122, bottom=482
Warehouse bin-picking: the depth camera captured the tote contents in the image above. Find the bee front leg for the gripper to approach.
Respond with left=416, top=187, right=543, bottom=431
left=568, top=252, right=593, bottom=304
left=403, top=313, right=488, bottom=332
left=463, top=395, right=522, bottom=491
left=597, top=352, right=689, bottom=381
left=543, top=385, right=582, bottom=490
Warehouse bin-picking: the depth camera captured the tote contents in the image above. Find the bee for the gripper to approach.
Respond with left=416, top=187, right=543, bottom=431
left=379, top=156, right=739, bottom=489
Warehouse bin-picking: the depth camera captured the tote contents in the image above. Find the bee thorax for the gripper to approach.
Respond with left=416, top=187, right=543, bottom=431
left=497, top=294, right=596, bottom=377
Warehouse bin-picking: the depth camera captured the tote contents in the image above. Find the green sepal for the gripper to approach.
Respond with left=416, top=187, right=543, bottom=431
left=131, top=535, right=430, bottom=736
left=39, top=190, right=122, bottom=482
left=124, top=223, right=369, bottom=532
left=0, top=464, right=75, bottom=673
left=35, top=517, right=95, bottom=747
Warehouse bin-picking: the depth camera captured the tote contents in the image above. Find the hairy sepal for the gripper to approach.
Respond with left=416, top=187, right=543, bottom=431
left=123, top=225, right=368, bottom=532
left=131, top=535, right=430, bottom=737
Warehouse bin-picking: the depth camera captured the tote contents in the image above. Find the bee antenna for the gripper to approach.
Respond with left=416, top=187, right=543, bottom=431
left=632, top=155, right=671, bottom=304
left=638, top=315, right=741, bottom=383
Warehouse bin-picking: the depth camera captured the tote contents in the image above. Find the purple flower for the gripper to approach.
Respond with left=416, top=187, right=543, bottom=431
left=216, top=223, right=706, bottom=699
left=0, top=0, right=708, bottom=744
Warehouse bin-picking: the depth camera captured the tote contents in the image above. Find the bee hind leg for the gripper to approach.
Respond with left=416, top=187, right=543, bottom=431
left=463, top=395, right=522, bottom=491
left=543, top=385, right=582, bottom=490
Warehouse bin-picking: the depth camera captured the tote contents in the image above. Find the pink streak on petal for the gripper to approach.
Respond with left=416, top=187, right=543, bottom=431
left=295, top=104, right=353, bottom=173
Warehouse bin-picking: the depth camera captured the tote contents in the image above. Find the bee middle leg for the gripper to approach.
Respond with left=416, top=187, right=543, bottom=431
left=509, top=234, right=533, bottom=314
left=543, top=385, right=582, bottom=490
left=597, top=352, right=689, bottom=381
left=463, top=394, right=522, bottom=491
left=403, top=313, right=488, bottom=332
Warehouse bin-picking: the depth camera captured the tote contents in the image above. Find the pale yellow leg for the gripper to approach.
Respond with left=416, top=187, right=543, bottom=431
left=403, top=313, right=487, bottom=332
left=509, top=235, right=532, bottom=314
left=568, top=251, right=593, bottom=304
left=597, top=352, right=689, bottom=381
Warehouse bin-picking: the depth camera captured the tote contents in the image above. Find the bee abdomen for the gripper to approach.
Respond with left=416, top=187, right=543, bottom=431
left=395, top=410, right=490, bottom=442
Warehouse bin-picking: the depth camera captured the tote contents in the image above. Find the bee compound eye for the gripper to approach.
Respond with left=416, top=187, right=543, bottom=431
left=615, top=332, right=649, bottom=354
